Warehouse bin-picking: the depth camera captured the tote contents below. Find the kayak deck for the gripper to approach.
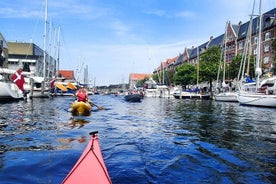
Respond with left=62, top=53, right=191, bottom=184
left=62, top=131, right=112, bottom=184
left=70, top=101, right=91, bottom=116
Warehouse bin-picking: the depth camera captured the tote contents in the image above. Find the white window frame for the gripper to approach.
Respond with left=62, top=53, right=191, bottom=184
left=263, top=56, right=269, bottom=64
left=265, top=32, right=271, bottom=41
left=264, top=44, right=270, bottom=52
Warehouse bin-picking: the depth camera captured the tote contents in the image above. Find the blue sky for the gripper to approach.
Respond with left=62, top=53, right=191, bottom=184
left=0, top=0, right=275, bottom=86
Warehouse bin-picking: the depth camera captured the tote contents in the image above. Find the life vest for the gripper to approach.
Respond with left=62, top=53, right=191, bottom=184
left=77, top=91, right=87, bottom=102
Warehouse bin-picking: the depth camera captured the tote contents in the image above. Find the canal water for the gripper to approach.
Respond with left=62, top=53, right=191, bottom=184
left=0, top=95, right=275, bottom=184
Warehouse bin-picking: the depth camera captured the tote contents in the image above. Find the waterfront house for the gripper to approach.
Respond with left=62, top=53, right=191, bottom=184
left=154, top=8, right=276, bottom=79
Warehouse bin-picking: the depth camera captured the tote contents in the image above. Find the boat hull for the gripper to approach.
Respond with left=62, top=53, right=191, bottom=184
left=62, top=131, right=112, bottom=184
left=0, top=82, right=24, bottom=101
left=124, top=94, right=142, bottom=102
left=237, top=92, right=276, bottom=107
left=144, top=85, right=175, bottom=98
left=214, top=92, right=238, bottom=102
left=173, top=92, right=211, bottom=99
left=71, top=101, right=91, bottom=116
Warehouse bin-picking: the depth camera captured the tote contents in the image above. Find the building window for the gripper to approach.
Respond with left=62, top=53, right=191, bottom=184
left=239, top=42, right=244, bottom=49
left=265, top=32, right=271, bottom=41
left=253, top=47, right=257, bottom=55
left=263, top=56, right=269, bottom=64
left=254, top=36, right=258, bottom=44
left=264, top=44, right=270, bottom=52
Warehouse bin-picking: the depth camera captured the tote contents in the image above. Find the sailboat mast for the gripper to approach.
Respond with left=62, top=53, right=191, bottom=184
left=256, top=0, right=263, bottom=88
left=223, top=22, right=228, bottom=83
left=197, top=46, right=199, bottom=86
left=247, top=5, right=254, bottom=75
left=43, top=0, right=48, bottom=78
left=57, top=26, right=60, bottom=77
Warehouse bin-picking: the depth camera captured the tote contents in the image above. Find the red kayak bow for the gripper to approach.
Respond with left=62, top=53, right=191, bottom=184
left=62, top=131, right=112, bottom=184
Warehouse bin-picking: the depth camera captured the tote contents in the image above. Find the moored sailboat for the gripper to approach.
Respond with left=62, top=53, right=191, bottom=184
left=237, top=0, right=276, bottom=107
left=0, top=68, right=25, bottom=101
left=214, top=21, right=238, bottom=102
left=214, top=22, right=238, bottom=102
left=0, top=34, right=26, bottom=101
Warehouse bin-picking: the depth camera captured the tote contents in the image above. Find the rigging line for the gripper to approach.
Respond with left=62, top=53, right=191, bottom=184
left=58, top=28, right=75, bottom=68
left=22, top=0, right=45, bottom=64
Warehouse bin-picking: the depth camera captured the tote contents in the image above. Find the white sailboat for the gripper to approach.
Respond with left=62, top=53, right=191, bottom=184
left=237, top=0, right=276, bottom=107
left=0, top=33, right=25, bottom=101
left=0, top=68, right=25, bottom=101
left=25, top=0, right=54, bottom=98
left=214, top=21, right=238, bottom=102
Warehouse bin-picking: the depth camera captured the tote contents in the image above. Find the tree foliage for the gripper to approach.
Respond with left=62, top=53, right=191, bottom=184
left=152, top=73, right=159, bottom=82
left=165, top=70, right=175, bottom=85
left=228, top=54, right=242, bottom=80
left=199, top=46, right=221, bottom=91
left=173, top=64, right=197, bottom=86
left=136, top=76, right=149, bottom=87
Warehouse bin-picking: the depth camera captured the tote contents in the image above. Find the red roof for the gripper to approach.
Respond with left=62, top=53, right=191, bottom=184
left=58, top=70, right=74, bottom=79
left=129, top=73, right=151, bottom=80
left=156, top=56, right=178, bottom=71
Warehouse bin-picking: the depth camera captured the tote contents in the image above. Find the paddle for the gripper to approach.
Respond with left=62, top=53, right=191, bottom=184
left=89, top=101, right=104, bottom=110
left=72, top=89, right=104, bottom=110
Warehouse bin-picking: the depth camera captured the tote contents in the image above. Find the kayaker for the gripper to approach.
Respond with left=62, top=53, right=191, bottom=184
left=75, top=86, right=89, bottom=102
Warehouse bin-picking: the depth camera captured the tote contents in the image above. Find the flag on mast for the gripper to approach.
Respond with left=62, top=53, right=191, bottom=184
left=11, top=68, right=25, bottom=92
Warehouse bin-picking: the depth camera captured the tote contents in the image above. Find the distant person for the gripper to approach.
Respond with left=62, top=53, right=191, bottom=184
left=75, top=86, right=89, bottom=102
left=50, top=77, right=56, bottom=94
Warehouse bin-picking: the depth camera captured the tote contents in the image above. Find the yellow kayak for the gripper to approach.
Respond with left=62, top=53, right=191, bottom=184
left=71, top=101, right=92, bottom=116
left=67, top=82, right=77, bottom=90
left=56, top=83, right=68, bottom=92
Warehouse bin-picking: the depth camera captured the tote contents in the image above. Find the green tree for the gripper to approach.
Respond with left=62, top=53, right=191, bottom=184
left=228, top=54, right=242, bottom=80
left=152, top=73, right=159, bottom=82
left=164, top=69, right=175, bottom=85
left=173, top=64, right=197, bottom=87
left=199, top=46, right=221, bottom=93
left=137, top=77, right=149, bottom=87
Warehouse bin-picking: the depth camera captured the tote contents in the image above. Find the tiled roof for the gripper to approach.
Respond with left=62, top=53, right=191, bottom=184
left=238, top=8, right=276, bottom=40
left=175, top=53, right=184, bottom=65
left=209, top=34, right=224, bottom=48
left=58, top=70, right=74, bottom=79
left=129, top=73, right=151, bottom=80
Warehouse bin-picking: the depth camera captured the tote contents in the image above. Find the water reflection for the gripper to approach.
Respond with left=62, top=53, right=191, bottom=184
left=67, top=117, right=90, bottom=129
left=0, top=96, right=276, bottom=183
left=169, top=99, right=276, bottom=183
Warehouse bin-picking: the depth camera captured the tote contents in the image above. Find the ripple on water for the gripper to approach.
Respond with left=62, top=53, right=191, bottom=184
left=0, top=96, right=276, bottom=183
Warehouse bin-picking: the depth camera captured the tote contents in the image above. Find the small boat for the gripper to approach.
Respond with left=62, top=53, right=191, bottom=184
left=214, top=92, right=238, bottom=102
left=62, top=131, right=112, bottom=184
left=70, top=101, right=91, bottom=116
left=124, top=93, right=143, bottom=102
left=173, top=91, right=211, bottom=99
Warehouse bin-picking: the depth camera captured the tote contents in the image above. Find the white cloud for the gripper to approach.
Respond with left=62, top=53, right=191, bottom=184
left=60, top=37, right=204, bottom=86
left=110, top=20, right=131, bottom=36
left=175, top=11, right=196, bottom=18
left=144, top=9, right=166, bottom=17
